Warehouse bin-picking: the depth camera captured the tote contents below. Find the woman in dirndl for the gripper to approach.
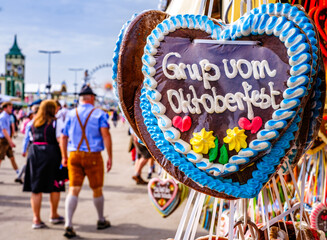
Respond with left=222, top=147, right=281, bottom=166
left=23, top=100, right=65, bottom=229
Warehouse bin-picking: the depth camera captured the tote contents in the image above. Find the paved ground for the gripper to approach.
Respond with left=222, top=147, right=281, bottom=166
left=0, top=121, right=206, bottom=240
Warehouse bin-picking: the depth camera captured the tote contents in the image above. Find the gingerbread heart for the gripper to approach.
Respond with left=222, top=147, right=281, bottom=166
left=311, top=203, right=327, bottom=234
left=140, top=12, right=315, bottom=198
left=148, top=178, right=180, bottom=217
left=253, top=3, right=325, bottom=173
left=114, top=10, right=169, bottom=138
left=115, top=4, right=325, bottom=199
left=113, top=11, right=222, bottom=139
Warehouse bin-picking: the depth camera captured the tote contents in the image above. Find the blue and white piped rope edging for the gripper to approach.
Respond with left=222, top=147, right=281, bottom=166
left=112, top=13, right=138, bottom=103
left=252, top=3, right=324, bottom=170
left=141, top=12, right=313, bottom=176
left=251, top=3, right=323, bottom=145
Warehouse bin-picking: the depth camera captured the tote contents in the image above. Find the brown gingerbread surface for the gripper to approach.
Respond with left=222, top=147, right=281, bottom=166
left=117, top=10, right=168, bottom=138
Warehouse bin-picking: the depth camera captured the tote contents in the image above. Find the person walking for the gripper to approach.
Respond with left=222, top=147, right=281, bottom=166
left=0, top=101, right=22, bottom=183
left=23, top=100, right=65, bottom=229
left=131, top=133, right=154, bottom=185
left=60, top=84, right=113, bottom=239
left=111, top=109, right=119, bottom=127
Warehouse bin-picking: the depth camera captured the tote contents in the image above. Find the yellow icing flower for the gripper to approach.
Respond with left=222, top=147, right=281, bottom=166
left=223, top=127, right=247, bottom=152
left=190, top=128, right=216, bottom=154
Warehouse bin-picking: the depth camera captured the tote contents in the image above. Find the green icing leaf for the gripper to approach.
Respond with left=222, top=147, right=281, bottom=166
left=208, top=138, right=218, bottom=163
left=218, top=144, right=229, bottom=165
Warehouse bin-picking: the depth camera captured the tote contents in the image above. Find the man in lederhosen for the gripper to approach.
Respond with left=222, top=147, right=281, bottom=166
left=60, top=84, right=113, bottom=238
left=0, top=101, right=22, bottom=183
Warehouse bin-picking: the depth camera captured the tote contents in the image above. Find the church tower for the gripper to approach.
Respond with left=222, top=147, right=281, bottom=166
left=5, top=35, right=25, bottom=98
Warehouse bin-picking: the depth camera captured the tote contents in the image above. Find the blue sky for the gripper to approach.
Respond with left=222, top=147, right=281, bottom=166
left=0, top=0, right=158, bottom=95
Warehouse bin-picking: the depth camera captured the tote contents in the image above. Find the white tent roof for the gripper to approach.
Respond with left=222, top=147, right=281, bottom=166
left=24, top=83, right=63, bottom=93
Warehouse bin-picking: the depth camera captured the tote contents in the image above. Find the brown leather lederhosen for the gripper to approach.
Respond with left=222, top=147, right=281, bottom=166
left=67, top=108, right=104, bottom=188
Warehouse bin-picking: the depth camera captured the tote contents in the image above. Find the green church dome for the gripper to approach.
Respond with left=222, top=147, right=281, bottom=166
left=6, top=35, right=24, bottom=57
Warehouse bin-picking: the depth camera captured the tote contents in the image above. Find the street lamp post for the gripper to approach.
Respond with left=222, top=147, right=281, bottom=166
left=39, top=50, right=61, bottom=99
left=69, top=68, right=83, bottom=102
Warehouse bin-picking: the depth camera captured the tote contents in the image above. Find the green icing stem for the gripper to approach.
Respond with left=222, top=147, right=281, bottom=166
left=218, top=144, right=228, bottom=165
left=208, top=138, right=219, bottom=163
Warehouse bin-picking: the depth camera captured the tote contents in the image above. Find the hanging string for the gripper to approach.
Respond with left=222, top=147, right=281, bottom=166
left=306, top=156, right=316, bottom=204
left=216, top=198, right=224, bottom=238
left=228, top=200, right=236, bottom=240
left=286, top=160, right=301, bottom=201
left=263, top=188, right=271, bottom=240
left=208, top=197, right=218, bottom=240
left=259, top=192, right=266, bottom=225
left=208, top=0, right=214, bottom=18
left=278, top=172, right=298, bottom=235
left=272, top=177, right=289, bottom=236
left=246, top=0, right=251, bottom=14
left=299, top=156, right=307, bottom=240
left=318, top=151, right=324, bottom=202
left=199, top=0, right=207, bottom=15
left=260, top=204, right=301, bottom=230
left=231, top=0, right=235, bottom=23
left=190, top=194, right=207, bottom=240
left=323, top=150, right=327, bottom=205
left=243, top=199, right=248, bottom=231
left=268, top=185, right=276, bottom=218
left=174, top=190, right=196, bottom=240
left=182, top=191, right=202, bottom=240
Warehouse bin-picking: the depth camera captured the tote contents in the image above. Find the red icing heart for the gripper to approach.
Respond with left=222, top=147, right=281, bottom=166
left=238, top=116, right=263, bottom=134
left=321, top=215, right=327, bottom=221
left=172, top=116, right=192, bottom=132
